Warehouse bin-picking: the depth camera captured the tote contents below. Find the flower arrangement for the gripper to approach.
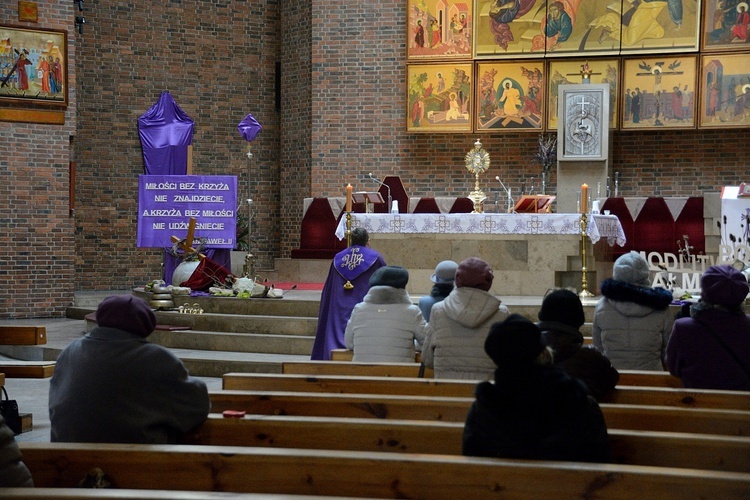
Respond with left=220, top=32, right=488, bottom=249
left=534, top=133, right=557, bottom=172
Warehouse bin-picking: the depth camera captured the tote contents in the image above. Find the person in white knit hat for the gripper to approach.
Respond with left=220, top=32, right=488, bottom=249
left=592, top=251, right=674, bottom=371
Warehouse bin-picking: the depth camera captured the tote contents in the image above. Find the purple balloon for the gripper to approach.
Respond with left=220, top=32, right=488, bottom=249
left=237, top=113, right=262, bottom=142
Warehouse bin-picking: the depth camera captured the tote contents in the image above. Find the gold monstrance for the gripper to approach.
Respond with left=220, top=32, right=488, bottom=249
left=464, top=139, right=490, bottom=213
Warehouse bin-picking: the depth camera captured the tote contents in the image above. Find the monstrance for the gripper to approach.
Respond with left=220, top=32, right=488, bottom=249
left=464, top=139, right=490, bottom=213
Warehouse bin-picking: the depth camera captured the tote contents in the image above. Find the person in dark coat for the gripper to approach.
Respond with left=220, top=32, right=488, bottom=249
left=418, top=260, right=457, bottom=322
left=462, top=314, right=610, bottom=463
left=667, top=265, right=750, bottom=390
left=537, top=289, right=619, bottom=400
left=0, top=414, right=33, bottom=487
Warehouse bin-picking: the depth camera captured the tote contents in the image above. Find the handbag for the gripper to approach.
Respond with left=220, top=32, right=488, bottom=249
left=0, top=386, right=22, bottom=434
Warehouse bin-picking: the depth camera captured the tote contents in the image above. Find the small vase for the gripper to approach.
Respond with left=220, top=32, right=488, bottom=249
left=541, top=171, right=547, bottom=195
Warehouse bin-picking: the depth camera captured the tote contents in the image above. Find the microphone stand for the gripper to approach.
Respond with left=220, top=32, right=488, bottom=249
left=495, top=176, right=514, bottom=213
left=368, top=173, right=392, bottom=213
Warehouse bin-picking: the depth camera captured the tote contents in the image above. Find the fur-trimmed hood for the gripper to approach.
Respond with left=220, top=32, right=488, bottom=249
left=600, top=278, right=673, bottom=311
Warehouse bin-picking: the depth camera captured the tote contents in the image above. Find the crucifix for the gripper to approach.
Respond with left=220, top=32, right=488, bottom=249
left=170, top=217, right=205, bottom=260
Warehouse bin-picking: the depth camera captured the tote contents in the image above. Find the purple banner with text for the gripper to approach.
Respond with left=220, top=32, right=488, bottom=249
left=137, top=175, right=237, bottom=249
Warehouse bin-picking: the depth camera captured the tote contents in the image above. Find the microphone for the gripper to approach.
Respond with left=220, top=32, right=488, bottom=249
left=495, top=176, right=514, bottom=213
left=368, top=173, right=392, bottom=213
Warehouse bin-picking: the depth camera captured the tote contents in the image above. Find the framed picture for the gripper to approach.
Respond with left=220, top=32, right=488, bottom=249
left=540, top=1, right=621, bottom=58
left=473, top=0, right=547, bottom=58
left=0, top=25, right=68, bottom=107
left=408, top=0, right=474, bottom=60
left=475, top=60, right=544, bottom=131
left=699, top=53, right=750, bottom=129
left=407, top=62, right=473, bottom=133
left=595, top=0, right=702, bottom=55
left=702, top=0, right=750, bottom=51
left=620, top=55, right=698, bottom=130
left=547, top=58, right=619, bottom=131
left=557, top=84, right=609, bottom=161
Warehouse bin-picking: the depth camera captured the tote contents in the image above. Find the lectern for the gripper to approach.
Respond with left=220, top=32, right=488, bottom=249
left=353, top=192, right=384, bottom=214
left=513, top=195, right=555, bottom=213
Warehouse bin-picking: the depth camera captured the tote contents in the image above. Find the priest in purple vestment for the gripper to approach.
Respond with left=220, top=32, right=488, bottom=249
left=311, top=228, right=386, bottom=360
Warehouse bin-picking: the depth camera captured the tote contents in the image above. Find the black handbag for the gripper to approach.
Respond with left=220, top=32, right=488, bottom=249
left=0, top=386, right=21, bottom=434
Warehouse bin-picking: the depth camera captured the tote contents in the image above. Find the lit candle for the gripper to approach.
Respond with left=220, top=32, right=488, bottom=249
left=346, top=184, right=353, bottom=213
left=581, top=183, right=588, bottom=213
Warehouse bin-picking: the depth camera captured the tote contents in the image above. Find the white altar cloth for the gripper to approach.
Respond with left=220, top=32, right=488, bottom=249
left=336, top=213, right=626, bottom=246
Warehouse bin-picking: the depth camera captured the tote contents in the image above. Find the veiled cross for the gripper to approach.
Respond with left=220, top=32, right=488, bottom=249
left=170, top=217, right=205, bottom=259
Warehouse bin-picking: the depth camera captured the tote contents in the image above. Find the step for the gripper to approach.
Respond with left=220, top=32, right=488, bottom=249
left=170, top=349, right=310, bottom=377
left=149, top=330, right=314, bottom=356
left=151, top=311, right=317, bottom=336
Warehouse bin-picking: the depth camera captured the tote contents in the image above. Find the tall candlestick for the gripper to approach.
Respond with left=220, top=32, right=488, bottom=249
left=581, top=183, right=588, bottom=213
left=346, top=184, right=353, bottom=212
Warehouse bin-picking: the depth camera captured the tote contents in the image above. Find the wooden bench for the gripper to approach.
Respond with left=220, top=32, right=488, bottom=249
left=1, top=489, right=225, bottom=499
left=0, top=325, right=47, bottom=345
left=20, top=442, right=750, bottom=497
left=223, top=373, right=750, bottom=410
left=209, top=390, right=750, bottom=436
left=181, top=414, right=750, bottom=473
left=0, top=360, right=55, bottom=378
left=282, top=361, right=682, bottom=388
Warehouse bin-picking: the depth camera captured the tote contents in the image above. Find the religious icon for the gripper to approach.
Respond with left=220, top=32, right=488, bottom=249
left=475, top=60, right=544, bottom=131
left=699, top=53, right=750, bottom=129
left=558, top=84, right=609, bottom=160
left=407, top=62, right=473, bottom=133
left=408, top=0, right=474, bottom=60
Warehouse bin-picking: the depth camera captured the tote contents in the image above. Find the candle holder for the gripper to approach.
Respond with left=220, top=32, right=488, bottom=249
left=579, top=213, right=595, bottom=299
left=345, top=212, right=353, bottom=247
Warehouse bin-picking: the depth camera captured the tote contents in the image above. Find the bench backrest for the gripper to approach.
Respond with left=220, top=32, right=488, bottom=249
left=181, top=414, right=750, bottom=473
left=21, top=442, right=750, bottom=498
left=223, top=373, right=750, bottom=410
left=209, top=390, right=750, bottom=436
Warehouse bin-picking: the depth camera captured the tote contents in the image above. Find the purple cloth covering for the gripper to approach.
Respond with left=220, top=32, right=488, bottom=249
left=310, top=245, right=386, bottom=360
left=237, top=113, right=262, bottom=142
left=138, top=92, right=195, bottom=175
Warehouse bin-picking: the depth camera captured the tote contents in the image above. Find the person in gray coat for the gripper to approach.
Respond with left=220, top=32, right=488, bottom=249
left=345, top=266, right=427, bottom=362
left=592, top=251, right=674, bottom=371
left=422, top=257, right=511, bottom=379
left=49, top=295, right=210, bottom=444
left=418, top=260, right=457, bottom=322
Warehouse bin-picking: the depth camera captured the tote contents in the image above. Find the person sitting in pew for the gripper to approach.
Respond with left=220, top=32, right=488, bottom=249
left=49, top=295, right=210, bottom=444
left=418, top=260, right=457, bottom=322
left=537, top=289, right=619, bottom=400
left=667, top=265, right=750, bottom=391
left=462, top=314, right=610, bottom=463
left=592, top=251, right=674, bottom=371
left=0, top=414, right=33, bottom=487
left=344, top=266, right=427, bottom=362
left=422, top=257, right=510, bottom=379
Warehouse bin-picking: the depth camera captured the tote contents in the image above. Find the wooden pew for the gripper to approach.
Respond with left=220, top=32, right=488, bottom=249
left=0, top=489, right=242, bottom=499
left=20, top=442, right=750, bottom=498
left=209, top=390, right=750, bottom=436
left=180, top=414, right=750, bottom=473
left=0, top=325, right=47, bottom=345
left=223, top=373, right=750, bottom=410
left=282, top=361, right=683, bottom=388
left=0, top=360, right=55, bottom=378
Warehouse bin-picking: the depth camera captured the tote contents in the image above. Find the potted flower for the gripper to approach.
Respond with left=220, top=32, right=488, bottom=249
left=534, top=133, right=557, bottom=195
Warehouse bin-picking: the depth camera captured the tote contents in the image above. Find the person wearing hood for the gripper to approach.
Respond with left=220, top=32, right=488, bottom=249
left=666, top=265, right=750, bottom=390
left=418, top=260, right=458, bottom=322
left=592, top=251, right=674, bottom=370
left=537, top=289, right=619, bottom=400
left=421, top=257, right=510, bottom=379
left=344, top=266, right=427, bottom=362
left=49, top=295, right=210, bottom=443
left=462, top=314, right=610, bottom=463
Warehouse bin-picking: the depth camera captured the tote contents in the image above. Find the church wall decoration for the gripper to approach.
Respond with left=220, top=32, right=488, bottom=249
left=546, top=57, right=620, bottom=131
left=408, top=0, right=475, bottom=60
left=698, top=52, right=750, bottom=128
left=0, top=25, right=68, bottom=108
left=533, top=1, right=621, bottom=59
left=620, top=55, right=698, bottom=130
left=701, top=0, right=750, bottom=52
left=475, top=60, right=545, bottom=131
left=616, top=0, right=702, bottom=55
left=407, top=62, right=474, bottom=133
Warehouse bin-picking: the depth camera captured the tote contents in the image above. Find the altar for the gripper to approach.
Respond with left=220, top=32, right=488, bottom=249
left=335, top=213, right=625, bottom=296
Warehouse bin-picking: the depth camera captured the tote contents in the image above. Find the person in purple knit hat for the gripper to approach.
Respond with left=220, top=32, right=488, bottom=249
left=311, top=228, right=386, bottom=360
left=666, top=265, right=750, bottom=390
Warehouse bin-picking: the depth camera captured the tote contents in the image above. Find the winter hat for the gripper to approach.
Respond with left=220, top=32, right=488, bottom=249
left=95, top=295, right=156, bottom=337
left=538, top=289, right=585, bottom=328
left=484, top=314, right=546, bottom=367
left=431, top=260, right=458, bottom=284
left=613, top=251, right=651, bottom=287
left=369, top=266, right=409, bottom=289
left=454, top=257, right=493, bottom=291
left=700, top=265, right=749, bottom=308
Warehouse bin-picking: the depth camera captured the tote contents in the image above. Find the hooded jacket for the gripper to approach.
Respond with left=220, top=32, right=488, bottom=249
left=592, top=278, right=674, bottom=371
left=344, top=285, right=427, bottom=362
left=462, top=364, right=610, bottom=462
left=421, top=287, right=510, bottom=379
left=538, top=320, right=620, bottom=400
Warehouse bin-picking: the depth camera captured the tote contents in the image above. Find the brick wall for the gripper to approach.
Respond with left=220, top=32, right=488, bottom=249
left=2, top=0, right=750, bottom=318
